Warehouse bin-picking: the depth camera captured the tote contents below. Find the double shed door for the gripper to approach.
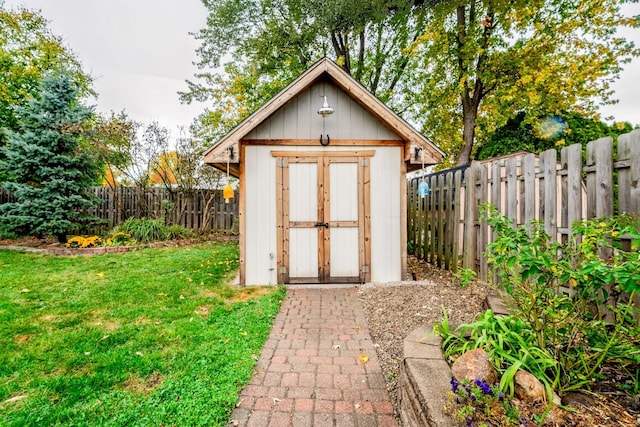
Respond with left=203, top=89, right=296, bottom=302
left=274, top=151, right=372, bottom=284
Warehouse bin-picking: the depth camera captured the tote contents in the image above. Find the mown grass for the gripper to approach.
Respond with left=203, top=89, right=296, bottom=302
left=0, top=242, right=285, bottom=426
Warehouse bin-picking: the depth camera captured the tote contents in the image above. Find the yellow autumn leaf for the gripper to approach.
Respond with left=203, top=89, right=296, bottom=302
left=570, top=278, right=577, bottom=287
left=359, top=354, right=369, bottom=364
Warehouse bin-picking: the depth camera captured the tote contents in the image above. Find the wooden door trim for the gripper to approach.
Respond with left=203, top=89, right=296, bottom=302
left=276, top=152, right=372, bottom=284
left=275, top=157, right=290, bottom=283
left=247, top=139, right=403, bottom=147
left=320, top=157, right=330, bottom=282
left=271, top=150, right=375, bottom=158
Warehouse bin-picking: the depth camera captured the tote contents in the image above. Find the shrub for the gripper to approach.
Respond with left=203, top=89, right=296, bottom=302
left=115, top=218, right=168, bottom=243
left=436, top=204, right=640, bottom=395
left=166, top=224, right=192, bottom=240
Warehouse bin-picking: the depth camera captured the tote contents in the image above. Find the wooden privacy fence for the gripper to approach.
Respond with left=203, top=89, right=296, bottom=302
left=408, top=129, right=640, bottom=281
left=0, top=186, right=239, bottom=233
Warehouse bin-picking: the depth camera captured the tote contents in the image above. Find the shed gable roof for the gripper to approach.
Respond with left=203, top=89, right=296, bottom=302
left=204, top=58, right=443, bottom=176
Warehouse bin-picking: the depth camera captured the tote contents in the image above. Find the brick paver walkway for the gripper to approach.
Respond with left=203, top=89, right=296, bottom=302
left=230, top=287, right=398, bottom=427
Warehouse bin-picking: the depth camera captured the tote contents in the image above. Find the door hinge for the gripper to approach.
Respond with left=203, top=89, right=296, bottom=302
left=278, top=159, right=287, bottom=167
left=361, top=159, right=369, bottom=167
left=361, top=265, right=370, bottom=273
left=279, top=266, right=287, bottom=274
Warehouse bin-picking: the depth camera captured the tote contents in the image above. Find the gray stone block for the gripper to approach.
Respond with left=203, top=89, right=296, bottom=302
left=400, top=358, right=460, bottom=427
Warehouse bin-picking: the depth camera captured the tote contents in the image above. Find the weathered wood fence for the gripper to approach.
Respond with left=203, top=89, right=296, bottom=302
left=408, top=129, right=640, bottom=281
left=0, top=186, right=239, bottom=233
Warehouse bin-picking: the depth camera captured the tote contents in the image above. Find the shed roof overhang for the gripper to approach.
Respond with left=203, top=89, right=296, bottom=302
left=204, top=58, right=444, bottom=177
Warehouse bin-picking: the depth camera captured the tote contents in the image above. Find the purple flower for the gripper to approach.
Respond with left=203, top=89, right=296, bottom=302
left=450, top=377, right=460, bottom=393
left=520, top=416, right=528, bottom=425
left=498, top=392, right=504, bottom=402
left=474, top=379, right=492, bottom=395
left=466, top=416, right=473, bottom=427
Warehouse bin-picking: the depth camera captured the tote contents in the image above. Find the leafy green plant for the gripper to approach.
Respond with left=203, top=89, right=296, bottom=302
left=166, top=224, right=193, bottom=240
left=437, top=206, right=640, bottom=398
left=435, top=309, right=558, bottom=395
left=115, top=218, right=168, bottom=243
left=477, top=205, right=639, bottom=393
left=454, top=268, right=477, bottom=287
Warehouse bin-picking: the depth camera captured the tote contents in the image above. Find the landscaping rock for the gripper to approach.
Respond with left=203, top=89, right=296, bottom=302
left=561, top=391, right=596, bottom=409
left=451, top=348, right=498, bottom=384
left=514, top=370, right=546, bottom=403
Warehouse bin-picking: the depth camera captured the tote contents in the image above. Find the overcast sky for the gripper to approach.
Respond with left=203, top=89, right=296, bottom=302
left=4, top=0, right=640, bottom=139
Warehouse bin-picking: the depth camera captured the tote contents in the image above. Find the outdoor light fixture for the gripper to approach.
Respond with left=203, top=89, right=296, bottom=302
left=318, top=94, right=334, bottom=146
left=317, top=95, right=334, bottom=117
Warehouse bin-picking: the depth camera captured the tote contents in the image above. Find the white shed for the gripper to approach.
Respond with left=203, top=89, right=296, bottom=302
left=204, top=58, right=443, bottom=285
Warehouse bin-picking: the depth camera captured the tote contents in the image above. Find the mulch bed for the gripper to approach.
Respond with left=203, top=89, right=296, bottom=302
left=358, top=255, right=640, bottom=426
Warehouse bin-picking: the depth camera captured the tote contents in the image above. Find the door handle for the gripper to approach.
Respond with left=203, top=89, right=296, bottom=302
left=315, top=222, right=329, bottom=228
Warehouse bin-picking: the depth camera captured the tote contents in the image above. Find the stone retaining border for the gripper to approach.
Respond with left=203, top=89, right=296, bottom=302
left=399, top=325, right=460, bottom=426
left=399, top=294, right=505, bottom=426
left=0, top=235, right=239, bottom=256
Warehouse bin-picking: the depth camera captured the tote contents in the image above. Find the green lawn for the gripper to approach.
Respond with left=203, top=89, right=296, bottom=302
left=0, top=242, right=284, bottom=426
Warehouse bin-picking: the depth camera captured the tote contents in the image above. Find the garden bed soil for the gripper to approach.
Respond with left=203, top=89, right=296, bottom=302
left=358, top=255, right=640, bottom=426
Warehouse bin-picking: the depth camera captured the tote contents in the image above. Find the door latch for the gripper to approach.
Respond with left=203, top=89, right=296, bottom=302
left=314, top=222, right=329, bottom=228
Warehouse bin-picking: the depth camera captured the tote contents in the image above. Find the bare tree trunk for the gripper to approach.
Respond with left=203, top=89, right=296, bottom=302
left=457, top=98, right=478, bottom=165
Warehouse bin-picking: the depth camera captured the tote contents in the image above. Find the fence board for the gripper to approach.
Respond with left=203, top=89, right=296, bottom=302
left=540, top=149, right=557, bottom=238
left=452, top=170, right=462, bottom=273
left=505, top=157, right=518, bottom=224
left=522, top=154, right=536, bottom=226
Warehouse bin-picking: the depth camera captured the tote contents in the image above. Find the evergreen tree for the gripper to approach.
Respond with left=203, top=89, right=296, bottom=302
left=0, top=74, right=99, bottom=242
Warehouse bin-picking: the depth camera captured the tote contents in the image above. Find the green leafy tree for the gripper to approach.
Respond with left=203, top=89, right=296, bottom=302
left=182, top=0, right=430, bottom=140
left=476, top=111, right=634, bottom=160
left=0, top=74, right=99, bottom=242
left=86, top=111, right=139, bottom=188
left=186, top=0, right=636, bottom=166
left=409, top=0, right=638, bottom=166
left=0, top=4, right=92, bottom=145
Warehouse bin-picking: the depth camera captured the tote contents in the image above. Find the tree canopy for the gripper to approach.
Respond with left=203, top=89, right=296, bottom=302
left=0, top=4, right=92, bottom=145
left=476, top=111, right=634, bottom=160
left=185, top=0, right=638, bottom=165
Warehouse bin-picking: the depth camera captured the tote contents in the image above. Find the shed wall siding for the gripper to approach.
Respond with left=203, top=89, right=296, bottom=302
left=244, top=145, right=402, bottom=285
left=245, top=82, right=400, bottom=140
left=369, top=146, right=402, bottom=282
left=244, top=146, right=278, bottom=285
